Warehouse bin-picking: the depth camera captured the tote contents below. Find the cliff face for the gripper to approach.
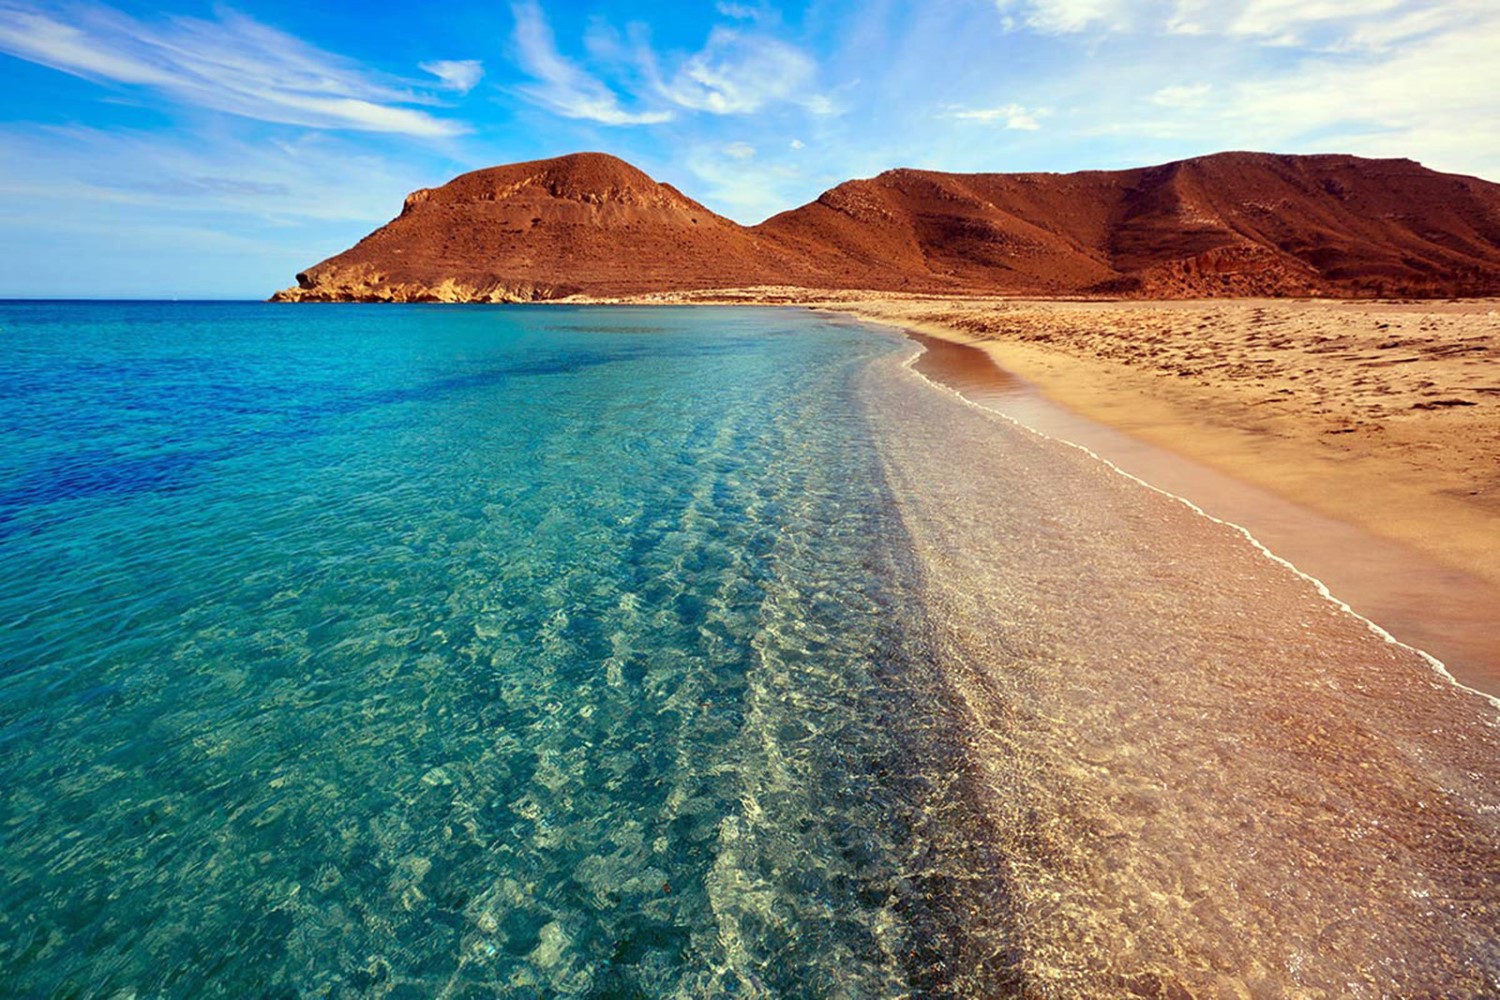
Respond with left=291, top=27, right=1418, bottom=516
left=272, top=151, right=1500, bottom=302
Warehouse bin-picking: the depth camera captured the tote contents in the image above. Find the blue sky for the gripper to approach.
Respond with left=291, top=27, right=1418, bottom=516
left=1, top=0, right=1497, bottom=298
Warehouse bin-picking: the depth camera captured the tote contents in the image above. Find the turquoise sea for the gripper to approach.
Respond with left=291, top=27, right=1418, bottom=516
left=6, top=302, right=1499, bottom=998
left=0, top=303, right=1007, bottom=997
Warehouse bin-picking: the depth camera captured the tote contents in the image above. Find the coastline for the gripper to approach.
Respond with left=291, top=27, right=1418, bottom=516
left=851, top=340, right=1500, bottom=994
left=818, top=295, right=1500, bottom=591
left=577, top=289, right=1500, bottom=692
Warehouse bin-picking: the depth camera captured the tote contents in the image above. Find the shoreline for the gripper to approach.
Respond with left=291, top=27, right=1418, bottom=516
left=853, top=337, right=1500, bottom=995
left=888, top=329, right=1500, bottom=709
left=574, top=289, right=1500, bottom=693
left=840, top=299, right=1500, bottom=698
left=811, top=296, right=1500, bottom=588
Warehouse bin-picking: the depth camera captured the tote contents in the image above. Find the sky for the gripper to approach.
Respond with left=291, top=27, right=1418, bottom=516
left=1, top=0, right=1497, bottom=298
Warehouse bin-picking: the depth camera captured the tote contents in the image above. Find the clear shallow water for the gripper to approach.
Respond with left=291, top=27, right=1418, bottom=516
left=858, top=337, right=1500, bottom=998
left=0, top=303, right=1005, bottom=996
left=4, top=302, right=1499, bottom=999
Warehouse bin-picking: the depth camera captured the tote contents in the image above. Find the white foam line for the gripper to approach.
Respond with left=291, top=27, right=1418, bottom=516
left=882, top=331, right=1500, bottom=715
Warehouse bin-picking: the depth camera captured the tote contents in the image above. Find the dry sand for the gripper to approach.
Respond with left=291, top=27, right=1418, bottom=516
left=608, top=289, right=1500, bottom=594
left=842, top=296, right=1500, bottom=589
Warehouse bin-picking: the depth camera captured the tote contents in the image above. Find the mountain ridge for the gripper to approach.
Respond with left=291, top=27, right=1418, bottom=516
left=272, top=151, right=1500, bottom=302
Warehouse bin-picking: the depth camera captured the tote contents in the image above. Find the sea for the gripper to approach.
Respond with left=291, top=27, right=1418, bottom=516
left=1, top=302, right=1497, bottom=998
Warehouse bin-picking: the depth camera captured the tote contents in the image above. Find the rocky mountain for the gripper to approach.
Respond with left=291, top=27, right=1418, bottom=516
left=273, top=151, right=1500, bottom=302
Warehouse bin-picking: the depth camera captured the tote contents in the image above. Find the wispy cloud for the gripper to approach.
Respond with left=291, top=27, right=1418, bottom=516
left=997, top=0, right=1459, bottom=47
left=715, top=2, right=765, bottom=20
left=1224, top=0, right=1406, bottom=40
left=420, top=59, right=484, bottom=95
left=681, top=144, right=809, bottom=223
left=943, top=103, right=1047, bottom=130
left=1150, top=83, right=1212, bottom=107
left=509, top=5, right=832, bottom=124
left=0, top=123, right=434, bottom=223
left=723, top=141, right=756, bottom=159
left=652, top=27, right=830, bottom=116
left=1088, top=4, right=1500, bottom=179
left=994, top=0, right=1136, bottom=34
left=510, top=1, right=672, bottom=125
left=0, top=1, right=470, bottom=137
left=1223, top=10, right=1500, bottom=156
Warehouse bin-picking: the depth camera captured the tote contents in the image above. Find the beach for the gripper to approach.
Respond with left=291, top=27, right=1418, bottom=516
left=828, top=297, right=1500, bottom=586
left=855, top=343, right=1500, bottom=996
left=599, top=289, right=1500, bottom=691
left=2, top=301, right=1497, bottom=995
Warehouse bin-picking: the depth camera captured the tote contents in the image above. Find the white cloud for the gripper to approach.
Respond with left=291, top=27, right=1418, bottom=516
left=1102, top=7, right=1500, bottom=180
left=715, top=2, right=761, bottom=19
left=653, top=28, right=830, bottom=115
left=790, top=138, right=805, bottom=149
left=944, top=103, right=1046, bottom=130
left=994, top=0, right=1134, bottom=34
left=682, top=146, right=805, bottom=223
left=1165, top=0, right=1211, bottom=34
left=998, top=0, right=1465, bottom=47
left=0, top=123, right=433, bottom=224
left=419, top=59, right=484, bottom=94
left=0, top=1, right=468, bottom=137
left=1227, top=0, right=1404, bottom=39
left=508, top=6, right=830, bottom=123
left=1224, top=12, right=1500, bottom=152
left=724, top=141, right=756, bottom=159
left=1150, top=83, right=1211, bottom=107
left=1325, top=4, right=1465, bottom=50
left=1166, top=0, right=1468, bottom=46
left=510, top=1, right=672, bottom=125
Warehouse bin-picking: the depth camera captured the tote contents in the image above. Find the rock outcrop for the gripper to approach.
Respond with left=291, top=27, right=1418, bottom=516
left=273, top=151, right=1500, bottom=301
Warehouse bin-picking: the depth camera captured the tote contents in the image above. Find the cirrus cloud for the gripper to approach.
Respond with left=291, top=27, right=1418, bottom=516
left=510, top=0, right=672, bottom=125
left=0, top=1, right=471, bottom=137
left=943, top=103, right=1047, bottom=130
left=420, top=59, right=484, bottom=95
left=652, top=27, right=830, bottom=116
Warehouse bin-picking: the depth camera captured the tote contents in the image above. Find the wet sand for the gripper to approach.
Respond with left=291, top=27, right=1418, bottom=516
left=591, top=289, right=1500, bottom=696
left=822, top=296, right=1500, bottom=593
left=854, top=342, right=1500, bottom=997
left=900, top=329, right=1500, bottom=697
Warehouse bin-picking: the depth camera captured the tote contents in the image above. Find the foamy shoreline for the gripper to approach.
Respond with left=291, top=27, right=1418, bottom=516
left=577, top=289, right=1500, bottom=694
left=885, top=327, right=1500, bottom=712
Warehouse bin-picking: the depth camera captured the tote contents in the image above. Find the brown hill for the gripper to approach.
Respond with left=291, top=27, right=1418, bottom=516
left=272, top=151, right=1500, bottom=302
left=276, top=152, right=821, bottom=302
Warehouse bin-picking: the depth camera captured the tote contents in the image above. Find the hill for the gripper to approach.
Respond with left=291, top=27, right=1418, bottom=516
left=272, top=151, right=1500, bottom=301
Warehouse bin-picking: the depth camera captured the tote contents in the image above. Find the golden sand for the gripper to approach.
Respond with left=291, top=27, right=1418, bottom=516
left=602, top=289, right=1499, bottom=590
left=830, top=296, right=1500, bottom=589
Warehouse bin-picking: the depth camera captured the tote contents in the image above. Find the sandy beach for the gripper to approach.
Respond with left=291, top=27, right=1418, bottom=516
left=834, top=297, right=1500, bottom=584
left=851, top=343, right=1500, bottom=995
left=615, top=290, right=1500, bottom=588
left=587, top=289, right=1500, bottom=690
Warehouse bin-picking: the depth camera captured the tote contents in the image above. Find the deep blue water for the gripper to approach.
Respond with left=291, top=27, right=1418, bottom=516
left=0, top=303, right=1006, bottom=997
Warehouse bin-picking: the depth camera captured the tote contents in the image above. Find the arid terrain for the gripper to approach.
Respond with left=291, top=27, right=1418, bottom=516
left=272, top=151, right=1500, bottom=303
